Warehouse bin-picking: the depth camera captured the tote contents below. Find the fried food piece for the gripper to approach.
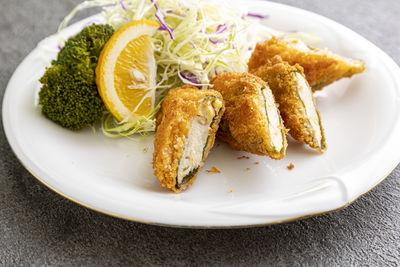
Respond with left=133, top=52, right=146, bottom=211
left=248, top=37, right=366, bottom=91
left=251, top=56, right=326, bottom=151
left=210, top=73, right=287, bottom=159
left=153, top=85, right=225, bottom=193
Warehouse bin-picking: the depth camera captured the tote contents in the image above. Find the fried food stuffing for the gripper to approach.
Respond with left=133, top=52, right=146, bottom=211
left=153, top=85, right=225, bottom=193
left=210, top=72, right=287, bottom=159
left=251, top=56, right=326, bottom=151
left=248, top=37, right=366, bottom=91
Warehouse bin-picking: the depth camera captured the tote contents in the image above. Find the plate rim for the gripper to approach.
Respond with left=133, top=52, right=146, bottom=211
left=14, top=155, right=395, bottom=229
left=3, top=0, right=400, bottom=228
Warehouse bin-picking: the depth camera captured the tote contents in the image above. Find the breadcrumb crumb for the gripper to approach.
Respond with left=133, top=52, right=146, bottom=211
left=207, top=166, right=221, bottom=173
left=287, top=163, right=294, bottom=170
left=237, top=155, right=250, bottom=160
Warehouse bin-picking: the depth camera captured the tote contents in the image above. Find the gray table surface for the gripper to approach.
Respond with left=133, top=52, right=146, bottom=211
left=1, top=0, right=399, bottom=266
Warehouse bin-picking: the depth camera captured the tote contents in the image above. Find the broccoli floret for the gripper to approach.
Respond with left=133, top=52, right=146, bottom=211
left=57, top=24, right=114, bottom=72
left=39, top=65, right=104, bottom=130
left=38, top=24, right=114, bottom=130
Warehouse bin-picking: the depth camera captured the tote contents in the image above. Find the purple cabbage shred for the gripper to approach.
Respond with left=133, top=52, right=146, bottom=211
left=180, top=69, right=200, bottom=84
left=247, top=13, right=269, bottom=19
left=216, top=24, right=227, bottom=34
left=120, top=0, right=127, bottom=11
left=209, top=38, right=221, bottom=44
left=150, top=0, right=175, bottom=40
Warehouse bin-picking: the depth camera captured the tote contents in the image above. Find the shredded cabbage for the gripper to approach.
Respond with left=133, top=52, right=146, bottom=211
left=59, top=0, right=320, bottom=137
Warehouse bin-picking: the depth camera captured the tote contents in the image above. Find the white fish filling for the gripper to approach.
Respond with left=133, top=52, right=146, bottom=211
left=262, top=88, right=283, bottom=152
left=177, top=98, right=222, bottom=185
left=295, top=73, right=322, bottom=146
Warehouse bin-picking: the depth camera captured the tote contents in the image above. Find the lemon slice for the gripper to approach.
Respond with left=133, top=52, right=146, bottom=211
left=96, top=20, right=159, bottom=122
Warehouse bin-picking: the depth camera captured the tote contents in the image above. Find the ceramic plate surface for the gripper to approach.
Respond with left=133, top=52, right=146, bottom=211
left=3, top=1, right=400, bottom=228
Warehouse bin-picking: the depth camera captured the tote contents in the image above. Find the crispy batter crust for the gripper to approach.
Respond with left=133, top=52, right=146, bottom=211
left=210, top=72, right=287, bottom=159
left=248, top=37, right=366, bottom=91
left=251, top=56, right=326, bottom=150
left=153, top=85, right=225, bottom=193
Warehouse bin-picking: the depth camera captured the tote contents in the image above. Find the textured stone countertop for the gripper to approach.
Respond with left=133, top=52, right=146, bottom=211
left=0, top=0, right=399, bottom=265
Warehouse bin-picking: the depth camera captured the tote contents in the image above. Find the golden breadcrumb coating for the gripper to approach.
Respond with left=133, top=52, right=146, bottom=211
left=153, top=85, right=225, bottom=193
left=210, top=72, right=287, bottom=159
left=248, top=37, right=366, bottom=91
left=251, top=56, right=326, bottom=151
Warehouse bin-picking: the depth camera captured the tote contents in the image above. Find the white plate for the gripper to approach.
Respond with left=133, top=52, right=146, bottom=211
left=3, top=1, right=400, bottom=228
